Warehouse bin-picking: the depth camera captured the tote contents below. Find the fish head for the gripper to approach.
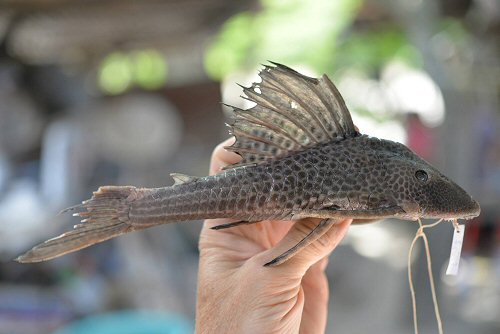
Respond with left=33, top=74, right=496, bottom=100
left=378, top=139, right=480, bottom=220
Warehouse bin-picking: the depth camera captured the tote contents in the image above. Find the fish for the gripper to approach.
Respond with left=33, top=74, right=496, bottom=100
left=16, top=62, right=480, bottom=266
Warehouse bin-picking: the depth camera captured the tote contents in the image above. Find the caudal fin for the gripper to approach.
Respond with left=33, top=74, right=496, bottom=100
left=16, top=186, right=138, bottom=263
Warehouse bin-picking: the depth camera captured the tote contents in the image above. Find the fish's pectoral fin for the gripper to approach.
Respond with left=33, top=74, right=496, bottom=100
left=170, top=173, right=198, bottom=186
left=210, top=220, right=256, bottom=230
left=314, top=194, right=405, bottom=219
left=264, top=218, right=333, bottom=267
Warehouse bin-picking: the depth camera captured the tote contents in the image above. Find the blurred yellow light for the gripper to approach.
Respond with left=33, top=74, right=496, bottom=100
left=98, top=50, right=167, bottom=95
left=98, top=52, right=132, bottom=95
left=132, top=50, right=168, bottom=89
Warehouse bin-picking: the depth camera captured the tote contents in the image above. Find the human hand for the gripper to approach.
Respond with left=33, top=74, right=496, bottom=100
left=196, top=138, right=352, bottom=334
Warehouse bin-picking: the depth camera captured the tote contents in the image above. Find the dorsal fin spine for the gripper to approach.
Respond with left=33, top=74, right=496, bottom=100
left=224, top=145, right=275, bottom=156
left=322, top=75, right=355, bottom=136
left=247, top=86, right=318, bottom=143
left=233, top=109, right=303, bottom=147
left=230, top=125, right=287, bottom=151
left=266, top=62, right=319, bottom=84
left=304, top=80, right=343, bottom=135
left=264, top=70, right=333, bottom=140
left=244, top=86, right=319, bottom=144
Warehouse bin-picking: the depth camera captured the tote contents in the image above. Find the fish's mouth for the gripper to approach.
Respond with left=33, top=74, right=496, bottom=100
left=420, top=199, right=481, bottom=221
left=459, top=199, right=481, bottom=220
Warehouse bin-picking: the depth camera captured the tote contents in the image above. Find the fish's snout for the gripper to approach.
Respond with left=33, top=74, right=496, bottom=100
left=445, top=184, right=480, bottom=219
left=419, top=177, right=481, bottom=220
left=463, top=197, right=480, bottom=219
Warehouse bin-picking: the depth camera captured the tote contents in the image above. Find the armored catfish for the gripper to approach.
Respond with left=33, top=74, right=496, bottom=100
left=17, top=62, right=480, bottom=266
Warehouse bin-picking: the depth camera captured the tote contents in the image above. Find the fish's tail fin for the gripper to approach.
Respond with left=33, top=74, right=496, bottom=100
left=16, top=186, right=140, bottom=263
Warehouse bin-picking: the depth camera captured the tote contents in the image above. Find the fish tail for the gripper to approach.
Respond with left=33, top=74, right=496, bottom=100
left=16, top=186, right=140, bottom=263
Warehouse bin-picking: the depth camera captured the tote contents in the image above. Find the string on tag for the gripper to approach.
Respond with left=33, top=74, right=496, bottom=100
left=407, top=218, right=444, bottom=334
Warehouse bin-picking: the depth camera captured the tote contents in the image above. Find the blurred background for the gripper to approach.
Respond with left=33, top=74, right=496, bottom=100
left=0, top=0, right=499, bottom=333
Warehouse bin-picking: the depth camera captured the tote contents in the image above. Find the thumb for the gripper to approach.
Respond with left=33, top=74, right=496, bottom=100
left=256, top=218, right=352, bottom=277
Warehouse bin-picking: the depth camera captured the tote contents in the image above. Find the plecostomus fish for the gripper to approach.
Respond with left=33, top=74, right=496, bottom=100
left=17, top=62, right=480, bottom=266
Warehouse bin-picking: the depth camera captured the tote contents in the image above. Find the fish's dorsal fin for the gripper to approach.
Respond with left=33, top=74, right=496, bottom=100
left=170, top=173, right=198, bottom=185
left=224, top=62, right=357, bottom=169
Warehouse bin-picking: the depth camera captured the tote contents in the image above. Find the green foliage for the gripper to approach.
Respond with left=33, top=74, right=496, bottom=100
left=204, top=13, right=256, bottom=80
left=438, top=17, right=469, bottom=44
left=335, top=28, right=423, bottom=76
left=204, top=0, right=363, bottom=80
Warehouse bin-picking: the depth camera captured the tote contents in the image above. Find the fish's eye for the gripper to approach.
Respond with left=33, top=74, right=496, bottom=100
left=415, top=170, right=428, bottom=182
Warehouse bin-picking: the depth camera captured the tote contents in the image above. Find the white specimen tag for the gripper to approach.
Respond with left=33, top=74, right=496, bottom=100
left=446, top=224, right=465, bottom=276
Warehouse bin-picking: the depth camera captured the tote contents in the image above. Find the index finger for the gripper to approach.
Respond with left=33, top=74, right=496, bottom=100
left=209, top=137, right=240, bottom=175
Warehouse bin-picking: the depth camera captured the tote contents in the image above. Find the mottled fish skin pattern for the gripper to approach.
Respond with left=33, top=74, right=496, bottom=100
left=131, top=136, right=478, bottom=225
left=16, top=62, right=480, bottom=263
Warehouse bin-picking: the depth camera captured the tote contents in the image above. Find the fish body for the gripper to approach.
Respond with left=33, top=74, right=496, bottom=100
left=129, top=135, right=478, bottom=224
left=17, top=63, right=480, bottom=264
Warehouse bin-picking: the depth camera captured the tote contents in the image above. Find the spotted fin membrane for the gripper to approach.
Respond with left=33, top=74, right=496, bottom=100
left=224, top=62, right=358, bottom=169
